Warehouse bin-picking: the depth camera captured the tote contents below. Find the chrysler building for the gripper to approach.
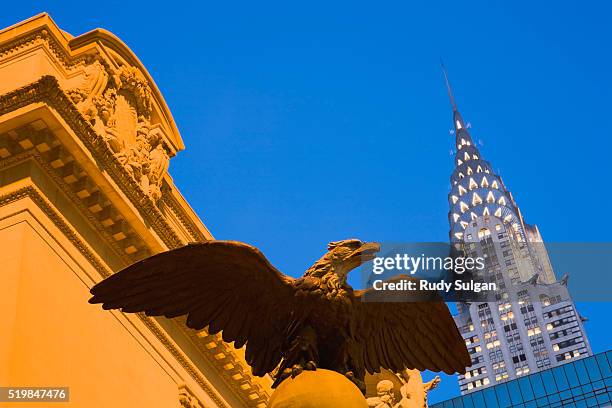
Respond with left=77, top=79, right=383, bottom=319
left=442, top=66, right=592, bottom=394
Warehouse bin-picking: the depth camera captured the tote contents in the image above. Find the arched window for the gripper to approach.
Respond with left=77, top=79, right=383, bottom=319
left=478, top=228, right=491, bottom=239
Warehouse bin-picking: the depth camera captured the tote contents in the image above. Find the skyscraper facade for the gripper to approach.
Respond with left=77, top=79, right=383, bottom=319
left=443, top=69, right=592, bottom=395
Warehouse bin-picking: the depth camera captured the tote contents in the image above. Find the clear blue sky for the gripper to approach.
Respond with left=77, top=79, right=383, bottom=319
left=3, top=1, right=611, bottom=402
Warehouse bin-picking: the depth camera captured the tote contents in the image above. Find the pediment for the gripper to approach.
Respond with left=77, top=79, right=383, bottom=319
left=0, top=13, right=185, bottom=202
left=0, top=14, right=183, bottom=154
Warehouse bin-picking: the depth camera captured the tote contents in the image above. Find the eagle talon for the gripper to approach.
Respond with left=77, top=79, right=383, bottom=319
left=345, top=371, right=366, bottom=394
left=291, top=364, right=303, bottom=378
left=304, top=360, right=317, bottom=371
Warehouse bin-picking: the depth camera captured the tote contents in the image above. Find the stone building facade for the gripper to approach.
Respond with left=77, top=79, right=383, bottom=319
left=0, top=13, right=271, bottom=407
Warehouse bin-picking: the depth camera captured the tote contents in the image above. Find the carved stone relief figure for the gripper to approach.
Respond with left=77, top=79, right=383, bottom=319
left=367, top=379, right=397, bottom=408
left=395, top=369, right=440, bottom=408
left=65, top=56, right=109, bottom=122
left=146, top=139, right=170, bottom=201
left=178, top=385, right=204, bottom=408
left=64, top=58, right=170, bottom=202
left=92, top=88, right=121, bottom=153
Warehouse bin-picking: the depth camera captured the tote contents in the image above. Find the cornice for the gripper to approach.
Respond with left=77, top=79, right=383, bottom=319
left=0, top=76, right=185, bottom=247
left=0, top=77, right=270, bottom=406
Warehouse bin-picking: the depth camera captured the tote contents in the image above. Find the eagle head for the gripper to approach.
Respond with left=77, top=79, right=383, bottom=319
left=305, top=239, right=380, bottom=280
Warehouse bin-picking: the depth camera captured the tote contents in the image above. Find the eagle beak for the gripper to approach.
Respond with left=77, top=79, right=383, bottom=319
left=348, top=242, right=381, bottom=263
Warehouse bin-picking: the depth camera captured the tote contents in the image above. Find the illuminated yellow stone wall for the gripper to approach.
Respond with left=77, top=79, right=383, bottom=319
left=0, top=13, right=272, bottom=408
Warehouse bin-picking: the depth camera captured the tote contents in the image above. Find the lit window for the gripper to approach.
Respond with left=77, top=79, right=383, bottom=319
left=471, top=212, right=478, bottom=220
left=498, top=196, right=507, bottom=206
left=457, top=121, right=463, bottom=130
left=483, top=207, right=490, bottom=216
left=495, top=224, right=502, bottom=231
left=453, top=213, right=460, bottom=222
left=472, top=193, right=482, bottom=205
left=459, top=185, right=467, bottom=195
left=460, top=202, right=469, bottom=213
left=528, top=327, right=541, bottom=336
left=553, top=344, right=560, bottom=351
left=478, top=228, right=491, bottom=238
left=452, top=195, right=459, bottom=204
left=491, top=180, right=499, bottom=189
left=495, top=207, right=502, bottom=217
left=469, top=178, right=478, bottom=190
left=481, top=176, right=488, bottom=187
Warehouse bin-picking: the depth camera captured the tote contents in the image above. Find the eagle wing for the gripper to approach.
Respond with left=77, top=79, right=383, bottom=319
left=89, top=241, right=296, bottom=376
left=353, top=275, right=471, bottom=375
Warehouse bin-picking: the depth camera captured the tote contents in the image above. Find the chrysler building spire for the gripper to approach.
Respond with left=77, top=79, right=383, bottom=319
left=440, top=61, right=475, bottom=152
left=441, top=59, right=458, bottom=112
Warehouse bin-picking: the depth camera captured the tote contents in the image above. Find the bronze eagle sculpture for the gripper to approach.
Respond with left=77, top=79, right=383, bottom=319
left=89, top=239, right=470, bottom=391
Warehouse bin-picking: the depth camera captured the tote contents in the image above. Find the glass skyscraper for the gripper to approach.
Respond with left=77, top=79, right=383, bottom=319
left=431, top=350, right=612, bottom=408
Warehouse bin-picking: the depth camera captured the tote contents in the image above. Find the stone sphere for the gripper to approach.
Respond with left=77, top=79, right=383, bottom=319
left=268, top=369, right=368, bottom=408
